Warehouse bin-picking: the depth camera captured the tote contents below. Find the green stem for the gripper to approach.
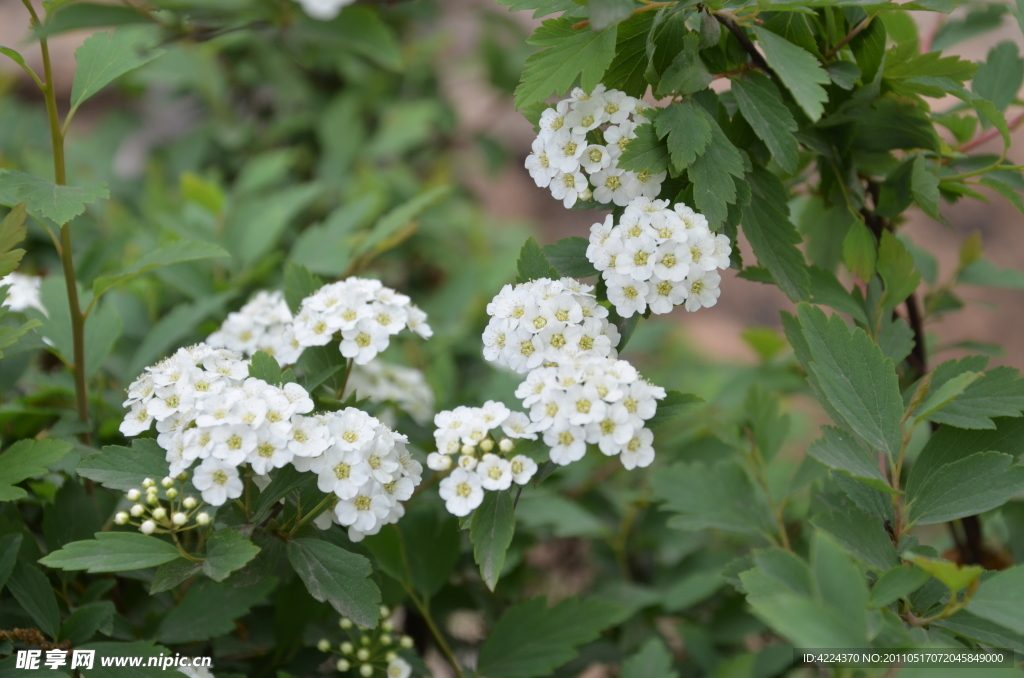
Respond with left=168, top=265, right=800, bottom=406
left=27, top=1, right=91, bottom=441
left=336, top=358, right=354, bottom=400
left=285, top=495, right=335, bottom=537
left=405, top=586, right=466, bottom=678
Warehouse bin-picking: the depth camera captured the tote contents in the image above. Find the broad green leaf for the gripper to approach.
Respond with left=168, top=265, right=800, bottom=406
left=330, top=5, right=403, bottom=70
left=471, top=490, right=516, bottom=591
left=544, top=237, right=599, bottom=277
left=905, top=451, right=1024, bottom=525
left=752, top=26, right=830, bottom=121
left=248, top=350, right=285, bottom=385
left=400, top=504, right=462, bottom=597
left=0, top=203, right=27, bottom=279
left=912, top=371, right=981, bottom=426
left=732, top=72, right=799, bottom=173
left=907, top=555, right=982, bottom=593
left=797, top=304, right=903, bottom=458
left=0, top=534, right=21, bottom=594
left=746, top=385, right=789, bottom=462
left=617, top=122, right=671, bottom=175
left=70, top=27, right=163, bottom=114
left=477, top=596, right=624, bottom=678
left=59, top=601, right=115, bottom=645
left=742, top=169, right=810, bottom=302
left=39, top=533, right=181, bottom=572
left=850, top=16, right=886, bottom=82
left=843, top=220, right=877, bottom=281
left=587, top=0, right=635, bottom=30
left=516, top=237, right=559, bottom=283
left=662, top=569, right=722, bottom=612
left=935, top=611, right=1024, bottom=653
left=812, top=505, right=900, bottom=570
left=150, top=558, right=202, bottom=594
left=77, top=439, right=170, bottom=492
left=0, top=438, right=73, bottom=501
left=959, top=257, right=1024, bottom=291
left=690, top=115, right=744, bottom=229
left=807, top=266, right=870, bottom=326
left=930, top=367, right=1024, bottom=430
left=654, top=99, right=712, bottom=172
left=646, top=390, right=703, bottom=428
left=84, top=299, right=122, bottom=378
left=967, top=566, right=1024, bottom=635
left=911, top=155, right=941, bottom=220
left=811, top=532, right=869, bottom=635
left=515, top=17, right=618, bottom=109
left=0, top=170, right=108, bottom=226
left=156, top=580, right=275, bottom=644
left=907, top=417, right=1024, bottom=488
left=8, top=562, right=60, bottom=639
left=227, top=184, right=321, bottom=266
left=35, top=4, right=152, bottom=39
left=740, top=548, right=812, bottom=598
left=826, top=60, right=861, bottom=89
left=878, top=316, right=915, bottom=364
left=283, top=262, right=323, bottom=315
left=92, top=240, right=230, bottom=300
left=202, top=529, right=260, bottom=583
left=877, top=230, right=921, bottom=310
left=746, top=593, right=867, bottom=648
left=807, top=426, right=890, bottom=492
left=603, top=12, right=655, bottom=97
left=657, top=33, right=711, bottom=96
left=621, top=637, right=677, bottom=678
left=652, top=461, right=775, bottom=537
left=251, top=466, right=316, bottom=524
left=869, top=565, right=930, bottom=608
left=286, top=538, right=381, bottom=628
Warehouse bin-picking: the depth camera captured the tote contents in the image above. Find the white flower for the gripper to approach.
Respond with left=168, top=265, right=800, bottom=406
left=317, top=447, right=370, bottom=499
left=544, top=424, right=587, bottom=465
left=685, top=269, right=722, bottom=311
left=340, top=319, right=390, bottom=364
left=580, top=144, right=612, bottom=174
left=605, top=273, right=648, bottom=317
left=294, top=0, right=355, bottom=20
left=548, top=131, right=587, bottom=173
left=477, top=454, right=513, bottom=491
left=646, top=277, right=688, bottom=314
left=509, top=454, right=538, bottom=485
left=620, top=427, right=655, bottom=469
left=386, top=658, right=412, bottom=678
left=334, top=481, right=392, bottom=532
left=427, top=452, right=452, bottom=471
left=550, top=170, right=588, bottom=209
left=502, top=411, right=537, bottom=440
left=192, top=458, right=243, bottom=506
left=525, top=137, right=558, bottom=188
left=247, top=427, right=292, bottom=475
left=590, top=168, right=631, bottom=206
left=1, top=273, right=46, bottom=314
left=624, top=169, right=666, bottom=199
left=207, top=290, right=302, bottom=365
left=438, top=468, right=484, bottom=517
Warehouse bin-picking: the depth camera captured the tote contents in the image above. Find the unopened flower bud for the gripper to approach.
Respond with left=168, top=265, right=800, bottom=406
left=316, top=639, right=331, bottom=652
left=165, top=488, right=178, bottom=499
left=130, top=504, right=145, bottom=517
left=400, top=635, right=414, bottom=648
left=360, top=635, right=370, bottom=646
left=146, top=485, right=158, bottom=497
left=356, top=648, right=370, bottom=661
left=380, top=633, right=393, bottom=645
left=140, top=520, right=156, bottom=535
left=340, top=617, right=353, bottom=629
left=427, top=452, right=452, bottom=471
left=458, top=454, right=477, bottom=470
left=380, top=605, right=391, bottom=618
left=161, top=476, right=175, bottom=488
left=177, top=471, right=189, bottom=481
left=146, top=494, right=159, bottom=506
left=183, top=496, right=197, bottom=509
left=335, top=659, right=350, bottom=672
left=152, top=507, right=167, bottom=520
left=172, top=512, right=187, bottom=526
left=114, top=511, right=129, bottom=525
left=359, top=664, right=373, bottom=678
left=385, top=651, right=397, bottom=662
left=498, top=438, right=515, bottom=453
left=196, top=512, right=210, bottom=525
left=460, top=443, right=475, bottom=455
left=340, top=641, right=354, bottom=655
left=381, top=620, right=394, bottom=632
left=479, top=438, right=494, bottom=452
left=142, top=478, right=155, bottom=488
left=126, top=489, right=141, bottom=501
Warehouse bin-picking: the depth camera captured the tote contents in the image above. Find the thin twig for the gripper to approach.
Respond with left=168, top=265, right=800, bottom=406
left=712, top=12, right=774, bottom=76
left=824, top=13, right=877, bottom=59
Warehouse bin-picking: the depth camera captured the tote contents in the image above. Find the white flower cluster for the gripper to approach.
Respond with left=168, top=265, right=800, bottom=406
left=293, top=278, right=432, bottom=365
left=587, top=197, right=731, bottom=317
left=295, top=407, right=422, bottom=542
left=294, top=0, right=355, bottom=20
left=347, top=361, right=434, bottom=426
left=516, top=354, right=665, bottom=469
left=525, top=85, right=665, bottom=209
left=429, top=402, right=539, bottom=517
left=1, top=272, right=46, bottom=315
left=483, top=277, right=619, bottom=374
left=118, top=344, right=421, bottom=541
left=207, top=290, right=303, bottom=365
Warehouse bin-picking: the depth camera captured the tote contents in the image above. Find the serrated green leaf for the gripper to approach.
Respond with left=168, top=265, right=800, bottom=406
left=967, top=565, right=1024, bottom=634
left=0, top=438, right=73, bottom=501
left=92, top=240, right=230, bottom=300
left=156, top=580, right=274, bottom=644
left=752, top=26, right=830, bottom=121
left=283, top=262, right=323, bottom=315
left=286, top=538, right=381, bottom=628
left=621, top=637, right=677, bottom=678
left=471, top=490, right=516, bottom=591
left=515, top=17, right=618, bottom=109
left=477, top=596, right=624, bottom=678
left=877, top=230, right=921, bottom=310
left=587, top=0, right=635, bottom=30
left=8, top=562, right=61, bottom=640
left=812, top=504, right=900, bottom=570
left=603, top=12, right=655, bottom=97
left=150, top=558, right=202, bottom=594
left=812, top=532, right=869, bottom=633
left=0, top=170, right=108, bottom=226
left=930, top=367, right=1024, bottom=429
left=653, top=99, right=712, bottom=172
left=544, top=237, right=599, bottom=277
left=646, top=390, right=702, bottom=428
left=58, top=600, right=115, bottom=645
left=70, top=27, right=163, bottom=114
left=807, top=426, right=891, bottom=492
left=978, top=177, right=1024, bottom=216
left=732, top=72, right=799, bottom=174
left=741, top=169, right=810, bottom=302
left=202, top=529, right=260, bottom=583
left=843, top=220, right=877, bottom=281
left=39, top=533, right=181, bottom=573
left=657, top=32, right=711, bottom=96
left=690, top=116, right=744, bottom=228
left=850, top=16, right=886, bottom=82
left=868, top=565, right=930, bottom=608
left=248, top=350, right=284, bottom=385
left=746, top=593, right=867, bottom=648
left=77, top=439, right=170, bottom=492
left=906, top=451, right=1024, bottom=526
left=0, top=203, right=27, bottom=279
left=617, top=122, right=671, bottom=175
left=652, top=461, right=775, bottom=537
left=516, top=237, right=559, bottom=283
left=973, top=42, right=1024, bottom=112
left=807, top=266, right=870, bottom=326
left=910, top=155, right=941, bottom=220
left=912, top=371, right=981, bottom=426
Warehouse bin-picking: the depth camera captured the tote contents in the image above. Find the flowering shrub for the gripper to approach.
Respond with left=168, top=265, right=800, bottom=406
left=2, top=0, right=1024, bottom=677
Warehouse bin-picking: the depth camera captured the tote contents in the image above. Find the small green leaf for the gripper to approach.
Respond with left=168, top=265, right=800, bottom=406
left=742, top=169, right=810, bottom=302
left=150, top=559, right=202, bottom=594
left=690, top=116, right=744, bottom=228
left=156, top=580, right=274, bottom=644
left=477, top=596, right=624, bottom=678
left=544, top=237, right=599, bottom=278
left=966, top=565, right=1024, bottom=634
left=59, top=601, right=115, bottom=645
left=910, top=155, right=941, bottom=220
left=92, top=240, right=230, bottom=300
left=654, top=99, right=712, bottom=172
left=0, top=202, right=27, bottom=279
left=657, top=33, right=711, bottom=96
left=39, top=532, right=181, bottom=573
left=248, top=350, right=285, bottom=385
left=652, top=461, right=775, bottom=537
left=0, top=438, right=73, bottom=501
left=70, top=26, right=163, bottom=114
left=905, top=451, right=1024, bottom=526
left=77, top=439, right=171, bottom=493
left=752, top=26, right=830, bottom=121
left=617, top=122, right=671, bottom=175
left=912, top=371, right=982, bottom=426
left=516, top=237, right=559, bottom=283
left=621, top=637, right=677, bottom=678
left=283, top=262, right=323, bottom=315
left=286, top=538, right=381, bottom=628
left=843, top=220, right=877, bottom=281
left=202, top=529, right=260, bottom=583
left=906, top=555, right=982, bottom=594
left=0, top=534, right=22, bottom=594
left=646, top=390, right=702, bottom=428
left=0, top=170, right=108, bottom=226
left=868, top=565, right=930, bottom=608
left=471, top=490, right=516, bottom=591
left=8, top=562, right=61, bottom=639
left=731, top=72, right=799, bottom=173
left=807, top=426, right=890, bottom=493
left=515, top=18, right=618, bottom=109
left=351, top=186, right=450, bottom=263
